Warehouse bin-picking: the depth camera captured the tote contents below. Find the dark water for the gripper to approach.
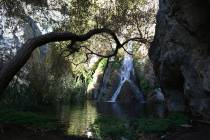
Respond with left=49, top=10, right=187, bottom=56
left=55, top=101, right=165, bottom=136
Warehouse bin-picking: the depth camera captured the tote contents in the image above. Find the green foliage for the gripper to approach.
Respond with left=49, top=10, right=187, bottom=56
left=89, top=58, right=102, bottom=73
left=167, top=112, right=189, bottom=126
left=91, top=113, right=189, bottom=139
left=50, top=46, right=73, bottom=78
left=0, top=108, right=57, bottom=129
left=133, top=58, right=159, bottom=93
left=2, top=73, right=87, bottom=108
left=1, top=0, right=156, bottom=107
left=98, top=58, right=108, bottom=70
left=3, top=44, right=87, bottom=107
left=139, top=75, right=159, bottom=93
left=132, top=118, right=171, bottom=133
left=48, top=74, right=87, bottom=104
left=131, top=112, right=189, bottom=134
left=111, top=61, right=121, bottom=69
left=111, top=56, right=123, bottom=69
left=91, top=116, right=129, bottom=139
left=140, top=78, right=152, bottom=91
left=86, top=58, right=108, bottom=94
left=2, top=84, right=40, bottom=109
left=67, top=0, right=94, bottom=33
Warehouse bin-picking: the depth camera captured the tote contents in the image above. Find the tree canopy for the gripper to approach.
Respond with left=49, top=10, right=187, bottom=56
left=0, top=0, right=156, bottom=94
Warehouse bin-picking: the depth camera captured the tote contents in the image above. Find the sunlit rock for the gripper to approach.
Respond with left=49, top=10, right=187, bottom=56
left=86, top=67, right=104, bottom=99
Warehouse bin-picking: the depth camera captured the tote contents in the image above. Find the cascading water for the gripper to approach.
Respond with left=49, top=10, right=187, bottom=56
left=109, top=42, right=144, bottom=102
left=110, top=53, right=133, bottom=102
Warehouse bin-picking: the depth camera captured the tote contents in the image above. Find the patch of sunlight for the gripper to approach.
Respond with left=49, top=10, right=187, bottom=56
left=60, top=101, right=98, bottom=136
left=93, top=0, right=116, bottom=9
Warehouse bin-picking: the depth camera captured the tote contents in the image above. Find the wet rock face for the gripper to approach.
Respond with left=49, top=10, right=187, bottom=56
left=117, top=81, right=140, bottom=102
left=149, top=0, right=210, bottom=117
left=96, top=68, right=121, bottom=101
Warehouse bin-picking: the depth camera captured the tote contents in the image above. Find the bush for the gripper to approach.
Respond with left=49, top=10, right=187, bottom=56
left=98, top=58, right=108, bottom=70
left=49, top=75, right=87, bottom=104
left=2, top=84, right=40, bottom=109
left=1, top=73, right=87, bottom=108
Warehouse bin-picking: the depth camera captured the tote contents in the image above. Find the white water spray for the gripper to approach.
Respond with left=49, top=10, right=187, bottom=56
left=109, top=42, right=143, bottom=102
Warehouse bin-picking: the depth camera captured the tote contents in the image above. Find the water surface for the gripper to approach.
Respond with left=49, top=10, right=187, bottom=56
left=56, top=101, right=165, bottom=136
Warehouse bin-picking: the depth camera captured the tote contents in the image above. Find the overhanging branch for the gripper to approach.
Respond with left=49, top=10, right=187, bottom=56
left=0, top=28, right=147, bottom=94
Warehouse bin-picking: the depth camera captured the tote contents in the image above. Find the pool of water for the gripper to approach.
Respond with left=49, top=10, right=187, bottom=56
left=55, top=101, right=165, bottom=137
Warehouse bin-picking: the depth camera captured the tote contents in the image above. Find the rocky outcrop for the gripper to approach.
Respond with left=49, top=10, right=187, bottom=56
left=147, top=88, right=165, bottom=103
left=96, top=55, right=144, bottom=102
left=149, top=0, right=210, bottom=118
left=96, top=63, right=121, bottom=101
left=117, top=81, right=142, bottom=102
left=86, top=67, right=105, bottom=99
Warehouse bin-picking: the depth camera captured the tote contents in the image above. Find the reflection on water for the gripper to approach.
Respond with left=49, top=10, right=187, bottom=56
left=57, top=101, right=165, bottom=136
left=58, top=101, right=97, bottom=136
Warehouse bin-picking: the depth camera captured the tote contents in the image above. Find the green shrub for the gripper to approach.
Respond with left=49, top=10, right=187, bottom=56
left=2, top=84, right=39, bottom=109
left=98, top=58, right=108, bottom=70
left=140, top=78, right=152, bottom=91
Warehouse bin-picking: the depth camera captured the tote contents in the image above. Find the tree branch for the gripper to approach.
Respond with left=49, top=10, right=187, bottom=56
left=0, top=28, right=121, bottom=94
left=0, top=28, right=147, bottom=94
left=121, top=37, right=148, bottom=46
left=81, top=45, right=118, bottom=58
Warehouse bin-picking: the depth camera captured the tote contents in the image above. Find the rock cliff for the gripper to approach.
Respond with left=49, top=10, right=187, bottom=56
left=149, top=0, right=210, bottom=118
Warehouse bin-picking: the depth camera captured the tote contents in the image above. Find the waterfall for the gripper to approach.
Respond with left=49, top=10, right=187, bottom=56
left=109, top=42, right=144, bottom=102
left=110, top=54, right=133, bottom=102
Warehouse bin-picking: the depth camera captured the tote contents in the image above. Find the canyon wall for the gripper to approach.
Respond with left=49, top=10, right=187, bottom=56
left=149, top=0, right=210, bottom=118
